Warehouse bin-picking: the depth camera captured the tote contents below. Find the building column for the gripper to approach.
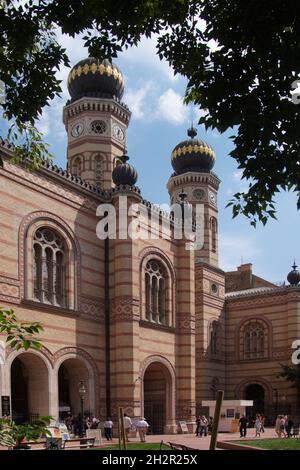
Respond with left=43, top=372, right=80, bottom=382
left=48, top=368, right=59, bottom=422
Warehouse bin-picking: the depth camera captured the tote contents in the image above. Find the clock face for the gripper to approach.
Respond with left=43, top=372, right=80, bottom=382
left=210, top=192, right=216, bottom=204
left=193, top=188, right=206, bottom=200
left=113, top=124, right=125, bottom=141
left=71, top=122, right=84, bottom=137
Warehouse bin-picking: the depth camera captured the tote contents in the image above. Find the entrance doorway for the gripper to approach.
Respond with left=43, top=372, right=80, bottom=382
left=58, top=358, right=91, bottom=419
left=11, top=353, right=49, bottom=423
left=245, top=383, right=265, bottom=419
left=143, top=362, right=167, bottom=434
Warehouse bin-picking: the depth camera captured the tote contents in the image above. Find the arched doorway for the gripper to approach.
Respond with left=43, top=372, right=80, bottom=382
left=143, top=362, right=174, bottom=434
left=58, top=358, right=91, bottom=419
left=11, top=353, right=49, bottom=423
left=245, top=383, right=265, bottom=418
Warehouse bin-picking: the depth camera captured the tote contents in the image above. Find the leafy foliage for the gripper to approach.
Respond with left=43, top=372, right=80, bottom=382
left=0, top=416, right=52, bottom=448
left=1, top=1, right=300, bottom=221
left=279, top=363, right=300, bottom=390
left=0, top=307, right=43, bottom=351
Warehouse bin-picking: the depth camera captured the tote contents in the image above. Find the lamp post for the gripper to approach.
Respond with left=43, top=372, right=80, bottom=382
left=273, top=388, right=279, bottom=416
left=78, top=381, right=87, bottom=438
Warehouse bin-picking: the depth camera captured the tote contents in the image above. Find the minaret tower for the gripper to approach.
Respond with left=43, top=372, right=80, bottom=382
left=167, top=127, right=220, bottom=267
left=63, top=58, right=131, bottom=190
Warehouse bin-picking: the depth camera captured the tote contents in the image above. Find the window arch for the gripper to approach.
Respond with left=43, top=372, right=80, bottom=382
left=33, top=227, right=66, bottom=307
left=240, top=319, right=268, bottom=360
left=145, top=260, right=167, bottom=325
left=209, top=320, right=220, bottom=356
left=211, top=217, right=217, bottom=252
left=72, top=156, right=82, bottom=177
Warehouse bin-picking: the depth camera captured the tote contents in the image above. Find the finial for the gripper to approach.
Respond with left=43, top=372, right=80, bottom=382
left=287, top=260, right=300, bottom=286
left=187, top=126, right=197, bottom=139
left=119, top=148, right=129, bottom=164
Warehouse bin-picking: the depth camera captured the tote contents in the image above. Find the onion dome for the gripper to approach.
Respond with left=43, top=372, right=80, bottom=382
left=171, top=126, right=215, bottom=175
left=112, top=152, right=138, bottom=186
left=67, top=57, right=124, bottom=102
left=287, top=261, right=300, bottom=286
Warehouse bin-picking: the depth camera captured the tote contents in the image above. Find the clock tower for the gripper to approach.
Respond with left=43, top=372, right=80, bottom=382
left=63, top=58, right=131, bottom=190
left=167, top=127, right=220, bottom=268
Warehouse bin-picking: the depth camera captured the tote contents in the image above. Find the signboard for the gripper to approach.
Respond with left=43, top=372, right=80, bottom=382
left=226, top=408, right=235, bottom=418
left=1, top=396, right=10, bottom=417
left=230, top=419, right=239, bottom=433
left=86, top=429, right=102, bottom=445
left=179, top=421, right=189, bottom=433
left=47, top=426, right=62, bottom=438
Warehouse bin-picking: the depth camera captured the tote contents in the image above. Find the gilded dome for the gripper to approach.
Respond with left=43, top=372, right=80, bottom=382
left=171, top=127, right=215, bottom=175
left=67, top=57, right=124, bottom=102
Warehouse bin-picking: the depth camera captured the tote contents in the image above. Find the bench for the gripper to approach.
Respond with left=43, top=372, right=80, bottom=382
left=44, top=437, right=96, bottom=450
left=64, top=437, right=96, bottom=449
left=168, top=441, right=195, bottom=451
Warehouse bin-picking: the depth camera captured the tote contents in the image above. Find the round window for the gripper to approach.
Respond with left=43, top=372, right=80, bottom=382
left=211, top=283, right=218, bottom=294
left=90, top=120, right=107, bottom=134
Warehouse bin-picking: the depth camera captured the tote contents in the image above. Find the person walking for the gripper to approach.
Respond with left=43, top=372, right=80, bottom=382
left=123, top=413, right=132, bottom=442
left=195, top=416, right=201, bottom=437
left=104, top=417, right=114, bottom=441
left=239, top=415, right=248, bottom=438
left=255, top=415, right=262, bottom=437
left=136, top=417, right=149, bottom=442
left=199, top=416, right=208, bottom=437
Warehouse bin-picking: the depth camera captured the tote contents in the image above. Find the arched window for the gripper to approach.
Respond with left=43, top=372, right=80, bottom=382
left=33, top=228, right=66, bottom=307
left=211, top=217, right=217, bottom=252
left=72, top=157, right=82, bottom=177
left=210, top=320, right=219, bottom=356
left=145, top=260, right=167, bottom=325
left=242, top=320, right=267, bottom=359
left=95, top=156, right=102, bottom=187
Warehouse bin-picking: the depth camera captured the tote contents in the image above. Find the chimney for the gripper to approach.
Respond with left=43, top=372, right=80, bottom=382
left=237, top=263, right=253, bottom=289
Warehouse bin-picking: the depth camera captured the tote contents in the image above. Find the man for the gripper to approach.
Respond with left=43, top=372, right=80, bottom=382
left=104, top=417, right=113, bottom=441
left=136, top=418, right=149, bottom=442
left=123, top=413, right=132, bottom=442
left=239, top=415, right=248, bottom=438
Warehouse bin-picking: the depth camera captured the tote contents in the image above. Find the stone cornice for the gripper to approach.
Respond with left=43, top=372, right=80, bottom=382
left=195, top=260, right=225, bottom=276
left=0, top=144, right=109, bottom=201
left=167, top=170, right=221, bottom=191
left=63, top=96, right=131, bottom=126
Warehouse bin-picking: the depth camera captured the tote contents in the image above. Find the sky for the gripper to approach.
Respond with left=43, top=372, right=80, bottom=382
left=2, top=30, right=300, bottom=283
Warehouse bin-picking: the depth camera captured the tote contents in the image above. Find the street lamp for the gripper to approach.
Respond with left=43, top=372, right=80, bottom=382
left=273, top=388, right=279, bottom=415
left=78, top=381, right=87, bottom=437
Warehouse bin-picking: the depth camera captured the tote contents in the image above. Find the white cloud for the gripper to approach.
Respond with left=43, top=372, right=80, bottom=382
left=219, top=233, right=261, bottom=272
left=124, top=82, right=155, bottom=119
left=233, top=170, right=243, bottom=181
left=36, top=108, right=50, bottom=136
left=121, top=35, right=178, bottom=83
left=157, top=89, right=188, bottom=124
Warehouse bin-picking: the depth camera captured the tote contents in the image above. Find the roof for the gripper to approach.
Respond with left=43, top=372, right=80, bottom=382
left=225, top=285, right=300, bottom=299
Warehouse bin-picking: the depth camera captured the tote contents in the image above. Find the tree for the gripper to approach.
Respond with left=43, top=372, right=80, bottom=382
left=0, top=415, right=51, bottom=449
left=0, top=307, right=43, bottom=351
left=279, top=362, right=300, bottom=410
left=0, top=307, right=45, bottom=447
left=1, top=1, right=300, bottom=223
